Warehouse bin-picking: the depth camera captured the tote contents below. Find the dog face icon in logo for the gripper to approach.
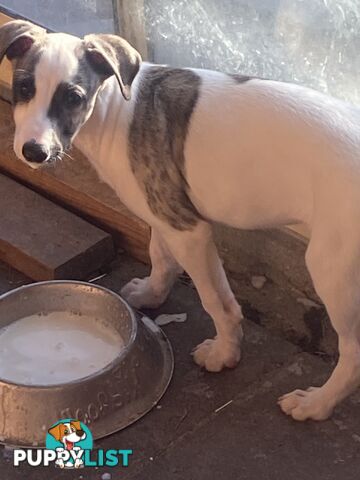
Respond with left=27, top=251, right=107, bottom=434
left=47, top=419, right=92, bottom=469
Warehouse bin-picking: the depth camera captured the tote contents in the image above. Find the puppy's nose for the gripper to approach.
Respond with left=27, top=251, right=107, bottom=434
left=76, top=429, right=84, bottom=437
left=22, top=140, right=49, bottom=163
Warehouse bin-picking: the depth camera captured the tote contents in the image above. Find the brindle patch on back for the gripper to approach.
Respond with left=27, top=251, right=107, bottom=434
left=228, top=73, right=252, bottom=84
left=128, top=66, right=202, bottom=231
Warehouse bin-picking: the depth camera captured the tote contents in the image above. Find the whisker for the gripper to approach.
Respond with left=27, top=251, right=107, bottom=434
left=61, top=151, right=74, bottom=161
left=56, top=154, right=64, bottom=165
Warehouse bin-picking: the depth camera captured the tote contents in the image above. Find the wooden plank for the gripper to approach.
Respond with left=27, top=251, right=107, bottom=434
left=0, top=174, right=115, bottom=280
left=0, top=100, right=150, bottom=262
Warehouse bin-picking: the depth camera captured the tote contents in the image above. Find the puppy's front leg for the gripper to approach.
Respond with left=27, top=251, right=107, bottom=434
left=121, top=228, right=183, bottom=308
left=161, top=222, right=243, bottom=372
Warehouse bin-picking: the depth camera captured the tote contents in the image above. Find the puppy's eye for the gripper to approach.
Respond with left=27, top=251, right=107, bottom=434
left=15, top=78, right=35, bottom=102
left=64, top=429, right=69, bottom=435
left=20, top=84, right=30, bottom=96
left=65, top=90, right=83, bottom=108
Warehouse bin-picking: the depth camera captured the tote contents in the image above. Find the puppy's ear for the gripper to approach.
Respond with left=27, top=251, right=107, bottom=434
left=83, top=34, right=141, bottom=101
left=48, top=423, right=63, bottom=441
left=0, top=20, right=46, bottom=63
left=71, top=420, right=82, bottom=431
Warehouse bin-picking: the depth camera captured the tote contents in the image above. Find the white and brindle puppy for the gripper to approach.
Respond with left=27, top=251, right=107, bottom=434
left=1, top=20, right=360, bottom=421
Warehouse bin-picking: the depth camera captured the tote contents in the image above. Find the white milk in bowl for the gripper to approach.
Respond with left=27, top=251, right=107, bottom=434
left=0, top=311, right=124, bottom=385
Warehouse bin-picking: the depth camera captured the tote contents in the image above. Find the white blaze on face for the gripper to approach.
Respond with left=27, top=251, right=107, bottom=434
left=13, top=33, right=82, bottom=167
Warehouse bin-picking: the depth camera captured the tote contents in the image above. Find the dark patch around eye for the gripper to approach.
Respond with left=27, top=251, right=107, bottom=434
left=46, top=54, right=103, bottom=151
left=49, top=84, right=85, bottom=114
left=48, top=82, right=89, bottom=143
left=13, top=74, right=36, bottom=104
left=65, top=90, right=84, bottom=108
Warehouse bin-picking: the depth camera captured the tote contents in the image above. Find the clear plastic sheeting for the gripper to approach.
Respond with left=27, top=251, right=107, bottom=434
left=145, top=0, right=360, bottom=104
left=0, top=0, right=115, bottom=36
left=1, top=0, right=358, bottom=104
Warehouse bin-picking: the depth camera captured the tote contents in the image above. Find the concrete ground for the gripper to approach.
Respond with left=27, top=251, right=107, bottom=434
left=1, top=254, right=360, bottom=480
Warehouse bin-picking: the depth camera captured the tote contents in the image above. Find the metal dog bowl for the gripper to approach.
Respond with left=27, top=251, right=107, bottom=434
left=0, top=281, right=173, bottom=447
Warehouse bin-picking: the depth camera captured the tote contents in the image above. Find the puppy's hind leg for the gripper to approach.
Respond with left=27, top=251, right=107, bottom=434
left=279, top=228, right=360, bottom=420
left=160, top=222, right=244, bottom=372
left=121, top=228, right=183, bottom=308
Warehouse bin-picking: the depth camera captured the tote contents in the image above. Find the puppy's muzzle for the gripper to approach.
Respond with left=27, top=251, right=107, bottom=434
left=22, top=139, right=49, bottom=164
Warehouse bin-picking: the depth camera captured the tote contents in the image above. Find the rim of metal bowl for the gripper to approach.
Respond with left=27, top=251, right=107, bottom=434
left=92, top=316, right=174, bottom=442
left=0, top=280, right=139, bottom=389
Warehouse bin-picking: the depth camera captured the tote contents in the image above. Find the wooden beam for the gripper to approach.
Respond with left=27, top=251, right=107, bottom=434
left=0, top=174, right=115, bottom=281
left=116, top=0, right=148, bottom=59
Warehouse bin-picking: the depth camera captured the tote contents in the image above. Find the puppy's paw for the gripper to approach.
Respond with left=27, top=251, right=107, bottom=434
left=121, top=277, right=167, bottom=309
left=278, top=387, right=333, bottom=421
left=56, top=459, right=65, bottom=469
left=192, top=338, right=241, bottom=372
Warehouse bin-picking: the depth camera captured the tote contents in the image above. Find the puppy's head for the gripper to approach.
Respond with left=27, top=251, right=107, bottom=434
left=0, top=20, right=141, bottom=169
left=48, top=420, right=86, bottom=448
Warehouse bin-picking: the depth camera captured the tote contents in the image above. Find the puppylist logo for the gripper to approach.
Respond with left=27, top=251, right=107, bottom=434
left=14, top=419, right=132, bottom=469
